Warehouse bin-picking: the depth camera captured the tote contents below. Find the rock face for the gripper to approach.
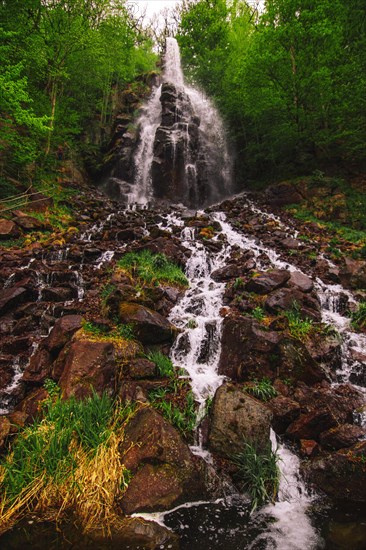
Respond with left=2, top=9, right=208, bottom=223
left=151, top=83, right=206, bottom=207
left=119, top=407, right=205, bottom=514
left=118, top=302, right=177, bottom=344
left=208, top=383, right=273, bottom=458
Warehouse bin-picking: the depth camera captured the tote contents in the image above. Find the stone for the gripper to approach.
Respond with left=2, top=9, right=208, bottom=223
left=41, top=286, right=76, bottom=302
left=119, top=407, right=205, bottom=513
left=208, top=383, right=273, bottom=458
left=277, top=338, right=327, bottom=385
left=302, top=441, right=366, bottom=502
left=281, top=237, right=301, bottom=250
left=0, top=219, right=21, bottom=239
left=265, top=182, right=303, bottom=207
left=319, top=424, right=365, bottom=450
left=118, top=302, right=177, bottom=344
left=218, top=315, right=281, bottom=381
left=267, top=395, right=301, bottom=433
left=286, top=409, right=338, bottom=441
left=45, top=315, right=82, bottom=353
left=289, top=271, right=314, bottom=293
left=299, top=439, right=319, bottom=458
left=0, top=416, right=11, bottom=448
left=245, top=269, right=291, bottom=294
left=59, top=339, right=117, bottom=399
left=90, top=518, right=179, bottom=549
left=265, top=287, right=321, bottom=321
left=340, top=258, right=366, bottom=290
left=22, top=346, right=52, bottom=384
left=15, top=387, right=49, bottom=422
left=0, top=286, right=31, bottom=315
left=12, top=215, right=50, bottom=231
left=128, top=358, right=157, bottom=379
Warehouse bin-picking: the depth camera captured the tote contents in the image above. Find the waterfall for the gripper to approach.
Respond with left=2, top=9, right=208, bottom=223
left=131, top=37, right=232, bottom=207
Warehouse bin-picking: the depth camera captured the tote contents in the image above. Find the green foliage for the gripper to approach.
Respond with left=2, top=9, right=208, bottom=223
left=82, top=320, right=135, bottom=341
left=284, top=303, right=314, bottom=342
left=146, top=350, right=175, bottom=378
left=232, top=440, right=280, bottom=512
left=149, top=388, right=197, bottom=437
left=0, top=389, right=135, bottom=503
left=252, top=307, right=265, bottom=322
left=243, top=378, right=277, bottom=402
left=233, top=277, right=245, bottom=290
left=350, top=302, right=366, bottom=331
left=117, top=250, right=188, bottom=287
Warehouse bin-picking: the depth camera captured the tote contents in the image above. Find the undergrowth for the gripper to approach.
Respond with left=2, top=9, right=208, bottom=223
left=146, top=350, right=175, bottom=378
left=350, top=302, right=366, bottom=331
left=117, top=250, right=188, bottom=288
left=243, top=378, right=277, bottom=402
left=232, top=440, right=280, bottom=512
left=0, top=385, right=136, bottom=534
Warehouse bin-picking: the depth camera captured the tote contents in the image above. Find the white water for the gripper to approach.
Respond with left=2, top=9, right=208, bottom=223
left=131, top=37, right=231, bottom=206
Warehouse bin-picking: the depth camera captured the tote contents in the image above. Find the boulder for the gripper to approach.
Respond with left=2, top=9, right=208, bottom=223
left=218, top=315, right=281, bottom=381
left=277, top=338, right=328, bottom=385
left=267, top=395, right=301, bottom=433
left=119, top=407, right=205, bottom=513
left=45, top=315, right=83, bottom=353
left=128, top=358, right=157, bottom=379
left=289, top=271, right=314, bottom=293
left=0, top=219, right=21, bottom=239
left=245, top=269, right=291, bottom=295
left=319, top=424, right=365, bottom=450
left=118, top=302, right=177, bottom=344
left=0, top=286, right=32, bottom=315
left=286, top=409, right=338, bottom=441
left=302, top=441, right=366, bottom=502
left=265, top=182, right=303, bottom=207
left=22, top=346, right=52, bottom=384
left=265, top=287, right=321, bottom=321
left=59, top=339, right=117, bottom=399
left=15, top=387, right=49, bottom=422
left=0, top=416, right=11, bottom=448
left=340, top=258, right=366, bottom=290
left=208, top=383, right=273, bottom=458
left=12, top=215, right=49, bottom=231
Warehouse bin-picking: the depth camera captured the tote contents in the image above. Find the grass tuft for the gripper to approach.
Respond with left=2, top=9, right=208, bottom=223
left=117, top=250, right=188, bottom=288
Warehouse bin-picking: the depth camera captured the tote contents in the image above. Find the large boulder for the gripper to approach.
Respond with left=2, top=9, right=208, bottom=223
left=117, top=302, right=177, bottom=344
left=45, top=315, right=83, bottom=353
left=119, top=407, right=205, bottom=514
left=0, top=219, right=21, bottom=239
left=218, top=315, right=281, bottom=381
left=319, top=424, right=365, bottom=450
left=245, top=269, right=291, bottom=295
left=265, top=287, right=321, bottom=321
left=58, top=339, right=117, bottom=399
left=340, top=258, right=366, bottom=290
left=208, top=383, right=272, bottom=458
left=302, top=441, right=366, bottom=502
left=277, top=338, right=328, bottom=385
left=0, top=286, right=33, bottom=315
left=267, top=395, right=301, bottom=434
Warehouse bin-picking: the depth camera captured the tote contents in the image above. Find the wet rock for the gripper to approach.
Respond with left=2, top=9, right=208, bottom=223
left=277, top=338, right=328, bottom=385
left=245, top=269, right=291, bottom=294
left=118, top=302, right=177, bottom=344
left=45, top=315, right=82, bottom=353
left=267, top=395, right=301, bottom=433
left=0, top=286, right=33, bottom=315
left=141, top=236, right=189, bottom=268
left=299, top=439, right=319, bottom=458
left=0, top=219, right=21, bottom=239
left=41, top=286, right=76, bottom=302
left=302, top=441, right=366, bottom=502
left=286, top=409, right=338, bottom=441
left=218, top=315, right=281, bottom=381
left=119, top=407, right=205, bottom=513
left=15, top=387, right=49, bottom=422
left=319, top=424, right=365, bottom=450
left=0, top=355, right=14, bottom=389
left=265, top=287, right=321, bottom=321
left=209, top=383, right=273, bottom=458
left=59, top=339, right=117, bottom=399
left=23, top=347, right=52, bottom=384
left=289, top=271, right=314, bottom=293
left=340, top=258, right=366, bottom=290
left=128, top=358, right=157, bottom=379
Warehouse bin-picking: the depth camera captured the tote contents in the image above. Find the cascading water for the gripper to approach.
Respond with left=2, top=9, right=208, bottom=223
left=131, top=37, right=232, bottom=207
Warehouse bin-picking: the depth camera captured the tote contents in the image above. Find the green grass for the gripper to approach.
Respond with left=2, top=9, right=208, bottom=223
left=232, top=440, right=280, bottom=512
left=146, top=350, right=175, bottom=378
left=350, top=302, right=366, bottom=331
left=117, top=250, right=188, bottom=287
left=0, top=386, right=135, bottom=504
left=82, top=320, right=135, bottom=341
left=252, top=306, right=265, bottom=322
left=284, top=303, right=314, bottom=342
left=243, top=378, right=277, bottom=402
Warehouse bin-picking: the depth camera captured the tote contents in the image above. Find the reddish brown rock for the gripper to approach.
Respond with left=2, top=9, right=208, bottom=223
left=299, top=439, right=319, bottom=458
left=319, top=424, right=365, bottom=450
left=267, top=395, right=301, bottom=433
left=59, top=339, right=117, bottom=399
left=0, top=416, right=11, bottom=447
left=245, top=269, right=291, bottom=295
left=340, top=258, right=366, bottom=290
left=0, top=219, right=21, bottom=239
left=22, top=347, right=52, bottom=384
left=277, top=338, right=327, bottom=385
left=286, top=409, right=337, bottom=441
left=119, top=407, right=205, bottom=514
left=15, top=387, right=49, bottom=422
left=289, top=271, right=314, bottom=293
left=118, top=302, right=177, bottom=344
left=128, top=358, right=157, bottom=379
left=0, top=286, right=31, bottom=315
left=265, top=287, right=321, bottom=321
left=218, top=315, right=281, bottom=380
left=12, top=215, right=49, bottom=231
left=45, top=315, right=82, bottom=353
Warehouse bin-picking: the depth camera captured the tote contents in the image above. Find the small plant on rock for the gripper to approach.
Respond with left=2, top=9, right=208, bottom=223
left=117, top=250, right=188, bottom=287
left=243, top=378, right=277, bottom=402
left=146, top=350, right=175, bottom=378
left=284, top=303, right=314, bottom=342
left=252, top=306, right=265, bottom=322
left=350, top=302, right=366, bottom=331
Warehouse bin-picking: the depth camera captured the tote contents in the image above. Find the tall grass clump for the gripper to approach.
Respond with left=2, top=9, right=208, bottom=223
left=0, top=384, right=136, bottom=535
left=146, top=350, right=175, bottom=378
left=117, top=250, right=188, bottom=287
left=284, top=303, right=314, bottom=342
left=243, top=378, right=277, bottom=402
left=350, top=302, right=366, bottom=331
left=232, top=440, right=280, bottom=512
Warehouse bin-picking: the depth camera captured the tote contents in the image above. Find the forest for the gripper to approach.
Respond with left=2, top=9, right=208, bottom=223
left=1, top=0, right=365, bottom=194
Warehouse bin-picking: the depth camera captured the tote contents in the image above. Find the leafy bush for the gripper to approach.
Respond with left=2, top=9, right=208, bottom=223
left=232, top=441, right=280, bottom=512
left=117, top=250, right=188, bottom=287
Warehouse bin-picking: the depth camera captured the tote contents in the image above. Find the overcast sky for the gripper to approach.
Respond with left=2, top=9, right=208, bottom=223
left=130, top=0, right=181, bottom=21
